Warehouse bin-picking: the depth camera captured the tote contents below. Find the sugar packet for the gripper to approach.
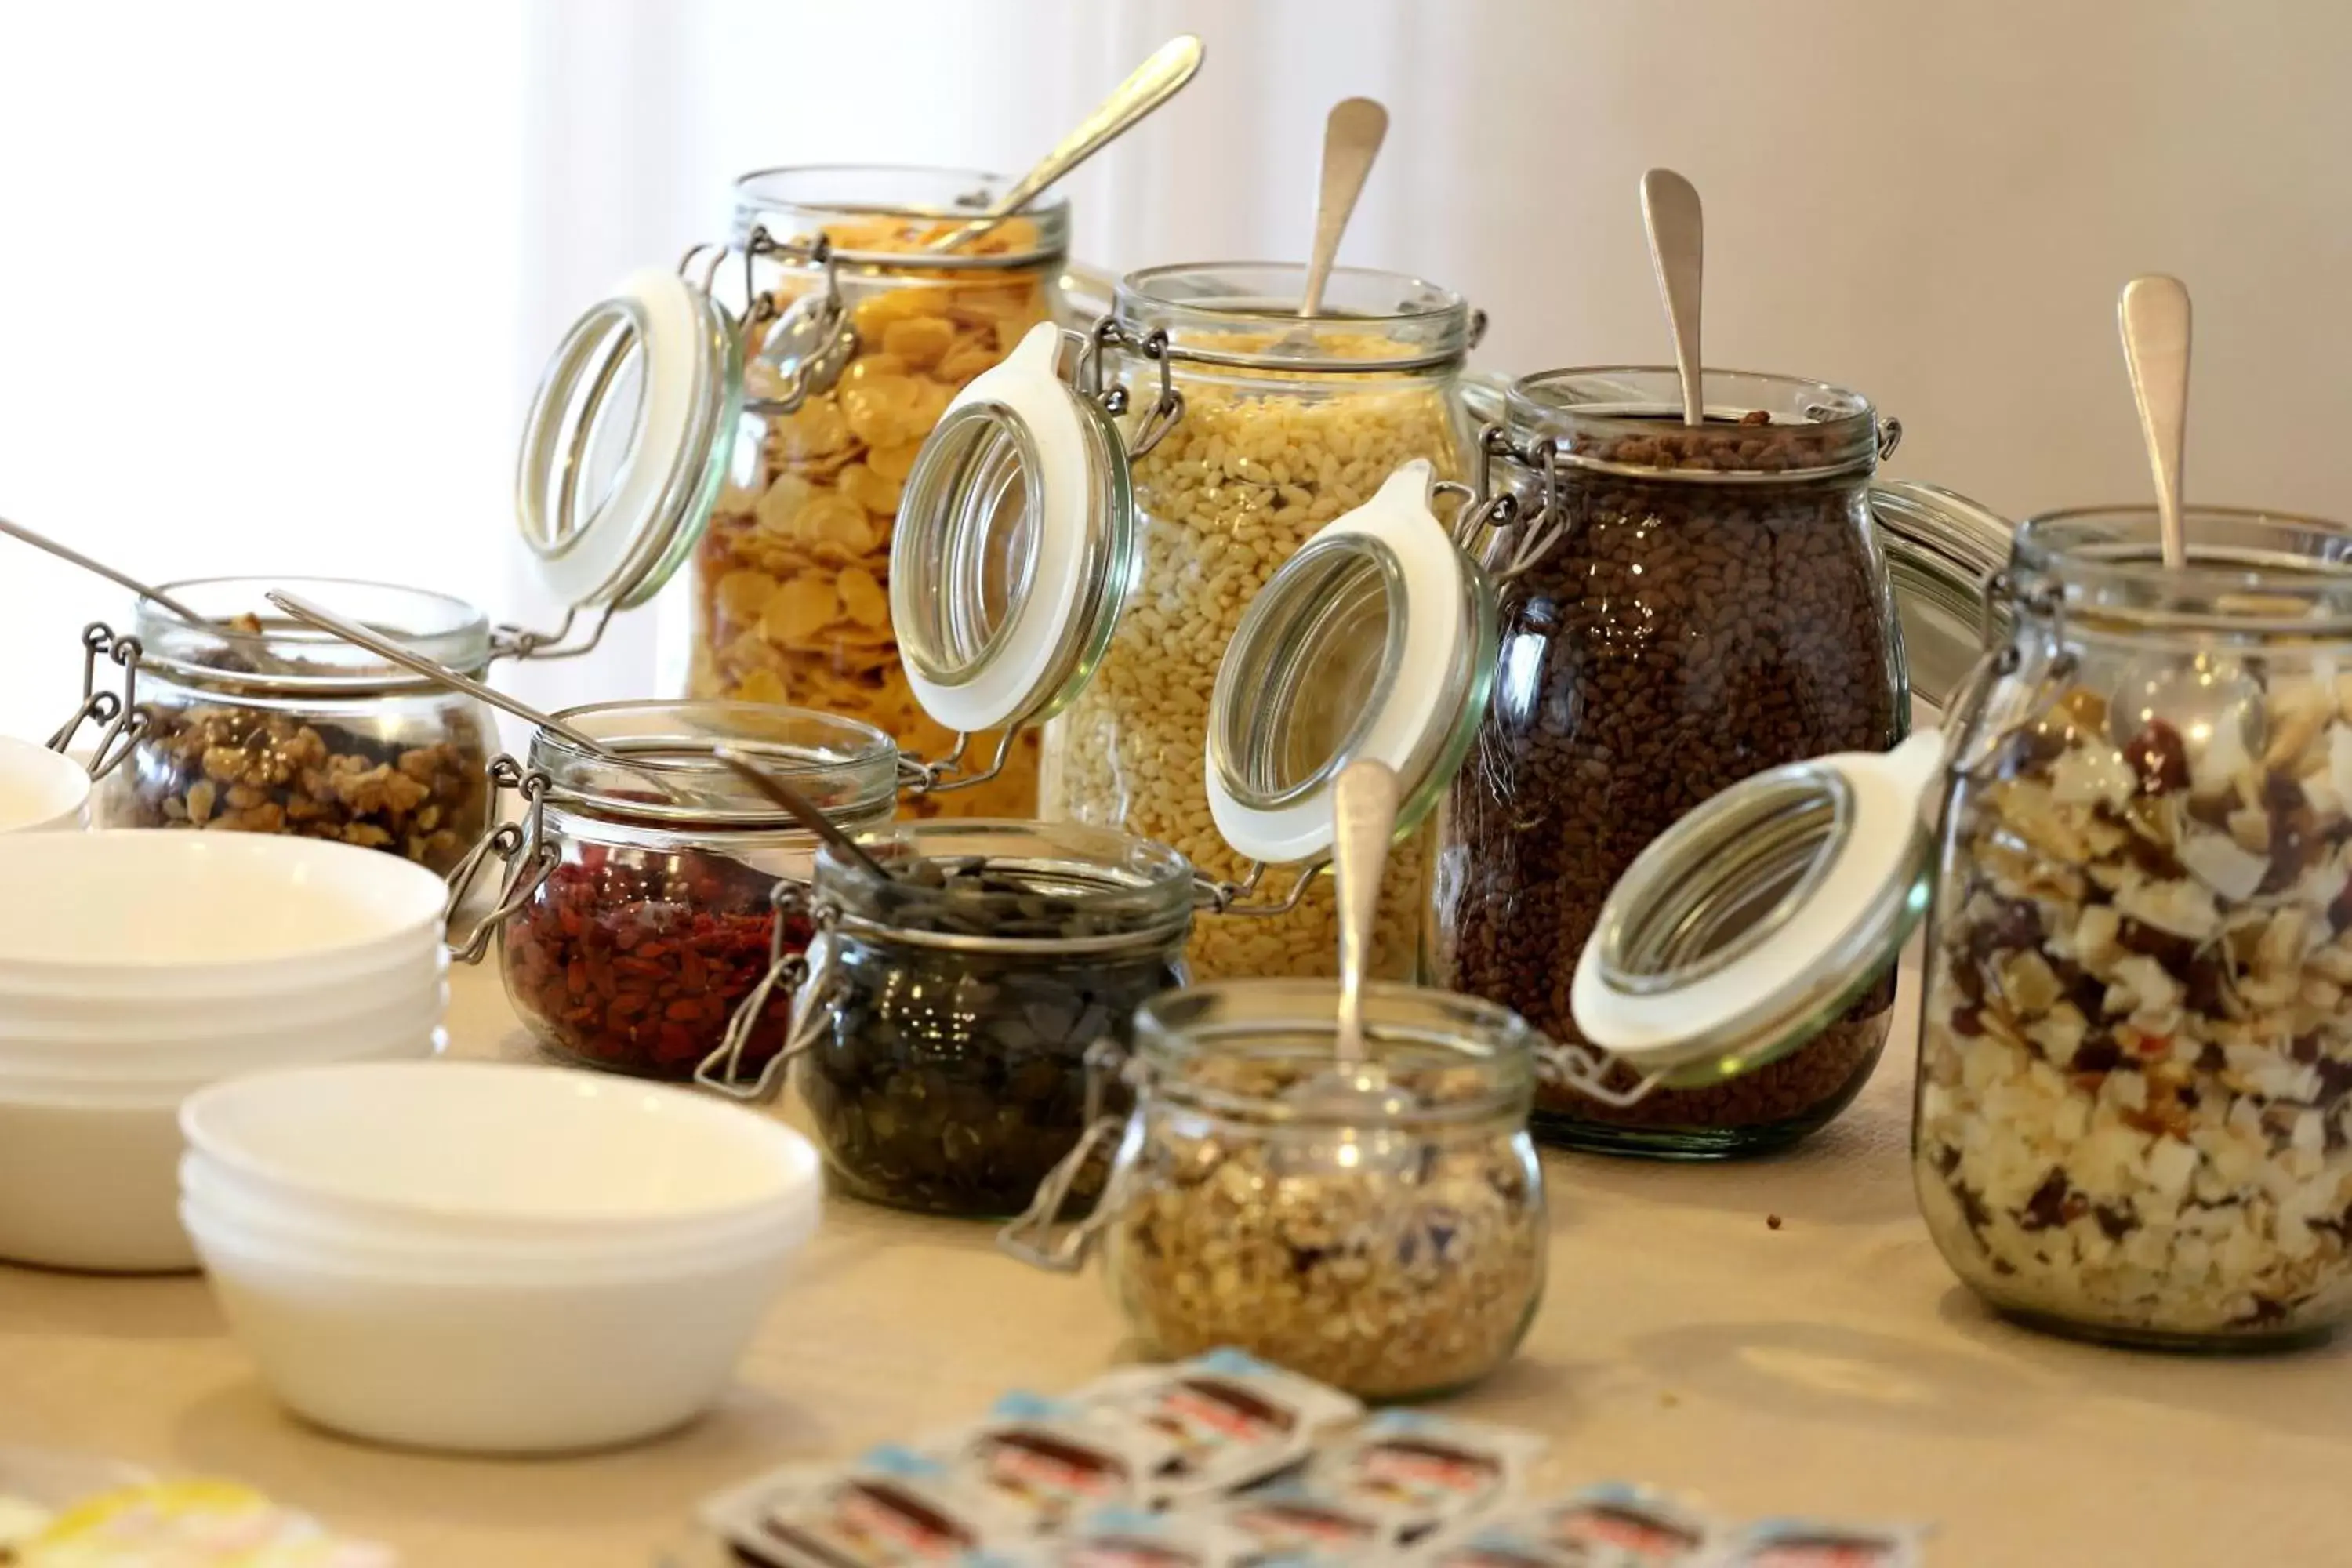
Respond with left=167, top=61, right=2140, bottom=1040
left=988, top=1504, right=1256, bottom=1568
left=1418, top=1483, right=1718, bottom=1567
left=1079, top=1351, right=1362, bottom=1502
left=701, top=1448, right=1025, bottom=1568
left=930, top=1392, right=1181, bottom=1533
left=1709, top=1519, right=1928, bottom=1567
left=1282, top=1410, right=1545, bottom=1545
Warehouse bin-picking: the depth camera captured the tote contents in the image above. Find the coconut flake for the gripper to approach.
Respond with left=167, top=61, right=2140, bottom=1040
left=2180, top=829, right=2270, bottom=902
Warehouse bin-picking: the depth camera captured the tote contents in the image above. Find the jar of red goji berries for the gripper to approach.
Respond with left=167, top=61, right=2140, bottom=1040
left=454, top=699, right=900, bottom=1080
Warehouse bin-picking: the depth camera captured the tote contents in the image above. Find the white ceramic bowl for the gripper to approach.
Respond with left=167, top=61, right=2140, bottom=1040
left=0, top=981, right=448, bottom=1075
left=0, top=833, right=447, bottom=993
left=183, top=1198, right=804, bottom=1454
left=181, top=1062, right=823, bottom=1243
left=178, top=1061, right=821, bottom=1453
left=0, top=944, right=446, bottom=1029
left=0, top=1029, right=447, bottom=1272
left=0, top=736, right=91, bottom=835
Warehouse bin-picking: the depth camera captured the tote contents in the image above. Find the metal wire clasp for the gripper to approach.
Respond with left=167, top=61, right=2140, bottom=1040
left=442, top=757, right=556, bottom=964
left=996, top=1040, right=1142, bottom=1272
left=1076, top=317, right=1186, bottom=459
left=696, top=882, right=833, bottom=1102
left=1451, top=426, right=1568, bottom=582
left=46, top=622, right=145, bottom=779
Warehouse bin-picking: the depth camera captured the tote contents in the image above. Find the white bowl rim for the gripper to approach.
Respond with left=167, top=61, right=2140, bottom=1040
left=0, top=942, right=447, bottom=1008
left=0, top=1030, right=448, bottom=1106
left=0, top=976, right=447, bottom=1054
left=0, top=735, right=93, bottom=835
left=0, top=832, right=448, bottom=975
left=180, top=1061, right=825, bottom=1232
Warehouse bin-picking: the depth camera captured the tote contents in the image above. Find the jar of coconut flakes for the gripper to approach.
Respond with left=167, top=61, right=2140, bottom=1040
left=884, top=263, right=1480, bottom=982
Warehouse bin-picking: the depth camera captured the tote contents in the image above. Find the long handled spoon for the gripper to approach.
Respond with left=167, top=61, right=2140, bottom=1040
left=1297, top=97, right=1389, bottom=319
left=927, top=35, right=1204, bottom=254
left=2120, top=274, right=2192, bottom=570
left=713, top=746, right=893, bottom=884
left=1640, top=168, right=1705, bottom=426
left=0, top=515, right=212, bottom=627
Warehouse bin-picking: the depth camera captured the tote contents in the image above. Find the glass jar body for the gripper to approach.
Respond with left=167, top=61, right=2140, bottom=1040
left=103, top=579, right=494, bottom=875
left=1916, top=508, right=2352, bottom=1348
left=1039, top=264, right=1475, bottom=982
left=1432, top=372, right=1906, bottom=1156
left=690, top=169, right=1070, bottom=820
left=496, top=702, right=899, bottom=1080
left=791, top=820, right=1194, bottom=1218
left=1098, top=981, right=1545, bottom=1401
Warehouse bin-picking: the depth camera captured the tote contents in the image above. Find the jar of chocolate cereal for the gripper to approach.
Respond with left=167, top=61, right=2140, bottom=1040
left=883, top=262, right=1483, bottom=982
left=1562, top=503, right=2352, bottom=1346
left=513, top=166, right=1099, bottom=822
left=1432, top=369, right=1997, bottom=1158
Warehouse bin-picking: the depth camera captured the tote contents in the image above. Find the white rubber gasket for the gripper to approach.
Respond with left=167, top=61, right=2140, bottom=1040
left=1206, top=459, right=1462, bottom=865
left=1570, top=729, right=1947, bottom=1069
left=529, top=267, right=703, bottom=609
left=902, top=322, right=1091, bottom=735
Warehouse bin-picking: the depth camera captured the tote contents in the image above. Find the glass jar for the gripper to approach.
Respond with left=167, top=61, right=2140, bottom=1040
left=1916, top=507, right=2352, bottom=1348
left=1433, top=370, right=1980, bottom=1158
left=464, top=699, right=899, bottom=1080
left=1004, top=979, right=1546, bottom=1402
left=94, top=578, right=493, bottom=874
left=778, top=821, right=1192, bottom=1217
left=688, top=167, right=1076, bottom=819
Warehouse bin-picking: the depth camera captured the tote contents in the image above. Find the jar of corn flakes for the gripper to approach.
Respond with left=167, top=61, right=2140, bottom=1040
left=884, top=263, right=1483, bottom=982
left=512, top=165, right=1091, bottom=820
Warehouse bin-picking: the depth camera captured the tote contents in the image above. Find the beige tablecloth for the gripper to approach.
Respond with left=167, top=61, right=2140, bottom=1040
left=3, top=959, right=2347, bottom=1566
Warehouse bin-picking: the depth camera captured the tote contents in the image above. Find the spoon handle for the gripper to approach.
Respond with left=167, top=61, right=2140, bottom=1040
left=1298, top=97, right=1389, bottom=319
left=0, top=514, right=212, bottom=627
left=927, top=34, right=1204, bottom=254
left=1640, top=168, right=1705, bottom=426
left=713, top=747, right=893, bottom=882
left=1331, top=758, right=1400, bottom=1064
left=2119, top=274, right=2192, bottom=571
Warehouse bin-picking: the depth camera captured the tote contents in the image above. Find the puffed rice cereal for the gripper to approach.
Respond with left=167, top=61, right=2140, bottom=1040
left=691, top=214, right=1052, bottom=818
left=1039, top=337, right=1464, bottom=980
left=1918, top=672, right=2352, bottom=1341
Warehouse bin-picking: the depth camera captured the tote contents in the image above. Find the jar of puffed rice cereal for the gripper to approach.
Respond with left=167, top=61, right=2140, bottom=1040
left=1557, top=503, right=2352, bottom=1349
left=884, top=263, right=1483, bottom=981
left=510, top=166, right=1100, bottom=821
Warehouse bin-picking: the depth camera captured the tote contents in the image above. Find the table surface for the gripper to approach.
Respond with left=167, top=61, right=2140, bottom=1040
left=4, top=956, right=2347, bottom=1566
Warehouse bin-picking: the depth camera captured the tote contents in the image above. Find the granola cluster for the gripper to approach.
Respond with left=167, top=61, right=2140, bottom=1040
left=1918, top=673, right=2352, bottom=1340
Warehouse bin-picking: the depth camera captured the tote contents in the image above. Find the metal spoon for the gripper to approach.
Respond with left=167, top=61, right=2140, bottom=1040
left=1639, top=168, right=1705, bottom=426
left=2120, top=274, right=2191, bottom=570
left=0, top=514, right=213, bottom=627
left=1297, top=97, right=1388, bottom=320
left=713, top=746, right=894, bottom=884
left=925, top=35, right=1204, bottom=254
left=1281, top=759, right=1415, bottom=1123
left=266, top=589, right=664, bottom=779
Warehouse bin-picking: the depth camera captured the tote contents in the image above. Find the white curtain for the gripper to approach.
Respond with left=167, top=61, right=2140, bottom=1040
left=5, top=0, right=2350, bottom=740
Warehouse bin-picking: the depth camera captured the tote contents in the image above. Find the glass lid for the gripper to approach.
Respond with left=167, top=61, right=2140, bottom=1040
left=513, top=267, right=746, bottom=617
left=892, top=321, right=1134, bottom=735
left=1569, top=731, right=1944, bottom=1080
left=1873, top=480, right=2014, bottom=710
left=1206, top=460, right=1496, bottom=865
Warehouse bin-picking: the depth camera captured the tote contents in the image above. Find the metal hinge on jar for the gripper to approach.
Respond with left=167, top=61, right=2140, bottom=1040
left=695, top=880, right=841, bottom=1102
left=441, top=756, right=557, bottom=964
left=1445, top=424, right=1571, bottom=584
left=44, top=622, right=145, bottom=779
left=996, top=1039, right=1145, bottom=1272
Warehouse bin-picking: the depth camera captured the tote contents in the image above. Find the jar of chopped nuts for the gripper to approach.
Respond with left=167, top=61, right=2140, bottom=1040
left=884, top=263, right=1483, bottom=982
left=458, top=699, right=900, bottom=1082
left=1002, top=978, right=1548, bottom=1402
left=96, top=578, right=493, bottom=874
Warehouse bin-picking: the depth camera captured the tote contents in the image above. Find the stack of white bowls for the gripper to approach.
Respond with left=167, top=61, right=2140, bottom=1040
left=0, top=830, right=449, bottom=1272
left=180, top=1061, right=822, bottom=1454
left=0, top=735, right=92, bottom=834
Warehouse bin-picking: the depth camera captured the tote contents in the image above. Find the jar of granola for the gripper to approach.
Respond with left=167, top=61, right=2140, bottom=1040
left=1000, top=978, right=1548, bottom=1401
left=513, top=165, right=1087, bottom=821
left=884, top=262, right=1482, bottom=982
left=70, top=579, right=494, bottom=875
left=1559, top=503, right=2352, bottom=1348
left=448, top=699, right=899, bottom=1080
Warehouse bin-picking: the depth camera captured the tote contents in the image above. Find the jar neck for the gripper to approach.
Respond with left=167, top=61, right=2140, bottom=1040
left=1508, top=367, right=1882, bottom=481
left=1112, top=262, right=1472, bottom=377
left=729, top=164, right=1069, bottom=271
left=2012, top=505, right=2352, bottom=647
left=528, top=700, right=900, bottom=829
left=132, top=577, right=489, bottom=696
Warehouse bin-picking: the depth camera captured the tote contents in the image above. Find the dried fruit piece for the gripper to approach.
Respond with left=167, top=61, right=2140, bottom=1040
left=838, top=567, right=889, bottom=628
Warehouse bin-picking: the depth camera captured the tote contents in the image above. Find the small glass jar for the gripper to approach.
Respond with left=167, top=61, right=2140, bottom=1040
left=1917, top=507, right=2352, bottom=1348
left=688, top=167, right=1077, bottom=819
left=783, top=821, right=1192, bottom=1217
left=473, top=700, right=898, bottom=1080
left=98, top=578, right=493, bottom=874
left=1005, top=979, right=1548, bottom=1402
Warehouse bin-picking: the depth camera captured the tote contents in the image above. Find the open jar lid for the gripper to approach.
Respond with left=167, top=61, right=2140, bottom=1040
left=1872, top=480, right=2014, bottom=710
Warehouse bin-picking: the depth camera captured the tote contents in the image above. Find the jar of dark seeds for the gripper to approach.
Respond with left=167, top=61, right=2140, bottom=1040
left=1434, top=369, right=1980, bottom=1157
left=1004, top=978, right=1546, bottom=1401
left=96, top=578, right=493, bottom=874
left=781, top=821, right=1195, bottom=1218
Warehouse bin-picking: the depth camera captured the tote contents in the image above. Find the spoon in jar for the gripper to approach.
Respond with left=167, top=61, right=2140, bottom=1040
left=1295, top=97, right=1389, bottom=321
left=1639, top=168, right=1704, bottom=426
left=266, top=590, right=697, bottom=803
left=712, top=746, right=895, bottom=885
left=0, top=514, right=214, bottom=627
left=925, top=35, right=1204, bottom=255
left=2105, top=277, right=2263, bottom=778
left=1282, top=757, right=1417, bottom=1122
